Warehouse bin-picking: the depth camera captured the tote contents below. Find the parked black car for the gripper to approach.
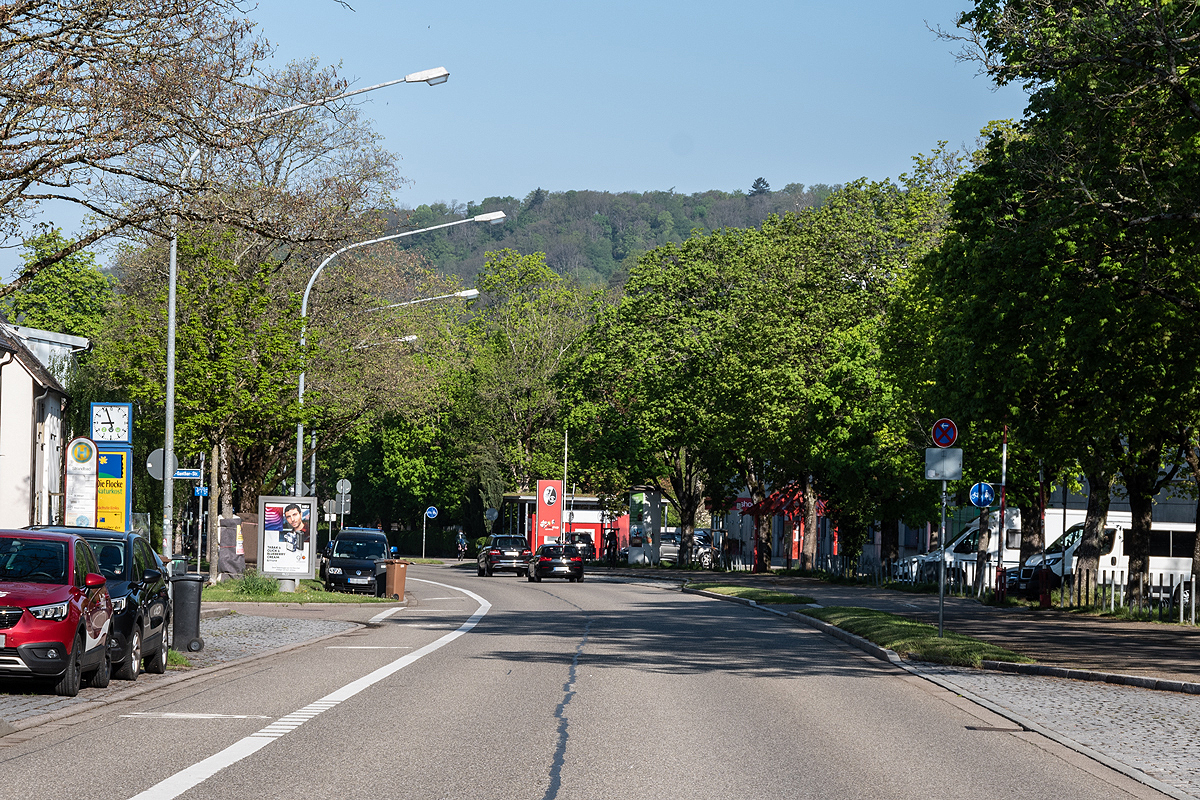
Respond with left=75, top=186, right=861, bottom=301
left=324, top=528, right=392, bottom=595
left=527, top=544, right=584, bottom=582
left=28, top=526, right=169, bottom=680
left=477, top=535, right=531, bottom=577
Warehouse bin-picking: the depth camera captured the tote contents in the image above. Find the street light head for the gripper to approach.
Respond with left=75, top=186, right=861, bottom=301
left=456, top=289, right=481, bottom=300
left=405, top=67, right=450, bottom=86
left=473, top=211, right=506, bottom=224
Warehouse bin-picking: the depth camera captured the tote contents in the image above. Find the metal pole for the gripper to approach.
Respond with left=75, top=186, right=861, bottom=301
left=939, top=479, right=947, bottom=637
left=422, top=513, right=427, bottom=560
left=996, top=424, right=1009, bottom=595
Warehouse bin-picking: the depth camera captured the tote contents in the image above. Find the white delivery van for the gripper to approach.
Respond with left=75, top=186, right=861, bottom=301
left=900, top=508, right=1023, bottom=584
left=1011, top=514, right=1194, bottom=603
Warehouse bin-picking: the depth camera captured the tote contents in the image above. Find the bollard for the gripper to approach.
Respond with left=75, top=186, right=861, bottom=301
left=170, top=574, right=205, bottom=653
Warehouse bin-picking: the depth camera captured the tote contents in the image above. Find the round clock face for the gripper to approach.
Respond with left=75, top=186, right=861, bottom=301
left=92, top=405, right=130, bottom=441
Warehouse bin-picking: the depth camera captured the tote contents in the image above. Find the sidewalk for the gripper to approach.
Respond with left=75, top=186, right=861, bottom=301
left=593, top=565, right=1200, bottom=686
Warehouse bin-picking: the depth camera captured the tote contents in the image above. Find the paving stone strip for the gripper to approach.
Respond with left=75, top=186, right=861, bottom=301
left=0, top=614, right=356, bottom=727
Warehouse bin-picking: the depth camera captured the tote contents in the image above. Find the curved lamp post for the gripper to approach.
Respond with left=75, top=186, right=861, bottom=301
left=294, top=211, right=505, bottom=495
left=160, top=67, right=451, bottom=558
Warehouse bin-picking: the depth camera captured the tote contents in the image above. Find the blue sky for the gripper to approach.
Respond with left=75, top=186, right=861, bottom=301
left=3, top=1, right=1028, bottom=276
left=248, top=0, right=1028, bottom=207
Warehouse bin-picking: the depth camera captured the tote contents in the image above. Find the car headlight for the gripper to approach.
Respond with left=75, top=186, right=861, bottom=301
left=1044, top=556, right=1061, bottom=566
left=328, top=567, right=342, bottom=575
left=111, top=596, right=127, bottom=612
left=29, top=601, right=69, bottom=621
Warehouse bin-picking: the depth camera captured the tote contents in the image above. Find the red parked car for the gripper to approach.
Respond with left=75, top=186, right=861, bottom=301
left=0, top=530, right=113, bottom=696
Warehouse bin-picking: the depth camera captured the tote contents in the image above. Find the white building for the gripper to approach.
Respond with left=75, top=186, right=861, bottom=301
left=0, top=324, right=87, bottom=527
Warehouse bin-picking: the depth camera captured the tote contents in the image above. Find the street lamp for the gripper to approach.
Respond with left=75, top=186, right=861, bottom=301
left=294, top=211, right=505, bottom=495
left=160, top=68, right=451, bottom=558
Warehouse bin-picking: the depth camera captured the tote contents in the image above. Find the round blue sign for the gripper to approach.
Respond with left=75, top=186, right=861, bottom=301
left=969, top=482, right=995, bottom=508
left=425, top=506, right=438, bottom=519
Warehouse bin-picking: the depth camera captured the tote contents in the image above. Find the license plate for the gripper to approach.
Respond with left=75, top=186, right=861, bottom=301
left=0, top=634, right=5, bottom=647
left=348, top=578, right=370, bottom=585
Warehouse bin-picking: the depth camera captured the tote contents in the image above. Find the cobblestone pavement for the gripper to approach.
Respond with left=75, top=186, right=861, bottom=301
left=0, top=614, right=355, bottom=725
left=911, top=663, right=1200, bottom=799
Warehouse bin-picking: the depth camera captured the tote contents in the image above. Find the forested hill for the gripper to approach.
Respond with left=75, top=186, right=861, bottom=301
left=387, top=182, right=840, bottom=288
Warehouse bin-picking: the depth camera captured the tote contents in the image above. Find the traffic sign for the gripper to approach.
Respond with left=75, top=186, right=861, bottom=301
left=924, top=448, right=963, bottom=481
left=173, top=468, right=202, bottom=480
left=969, top=482, right=995, bottom=508
left=194, top=486, right=209, bottom=497
left=425, top=506, right=438, bottom=520
left=145, top=448, right=180, bottom=481
left=931, top=418, right=958, bottom=448
left=336, top=478, right=352, bottom=494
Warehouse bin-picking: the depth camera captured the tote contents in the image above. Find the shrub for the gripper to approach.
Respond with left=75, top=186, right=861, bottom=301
left=232, top=569, right=279, bottom=597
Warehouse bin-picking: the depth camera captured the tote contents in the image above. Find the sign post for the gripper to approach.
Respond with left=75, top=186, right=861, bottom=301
left=423, top=506, right=438, bottom=559
left=926, top=418, right=961, bottom=638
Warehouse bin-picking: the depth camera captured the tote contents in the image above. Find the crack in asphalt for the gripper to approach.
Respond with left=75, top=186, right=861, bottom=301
left=542, top=616, right=590, bottom=800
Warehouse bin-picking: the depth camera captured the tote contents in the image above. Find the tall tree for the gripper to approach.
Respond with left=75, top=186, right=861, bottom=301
left=1, top=227, right=111, bottom=338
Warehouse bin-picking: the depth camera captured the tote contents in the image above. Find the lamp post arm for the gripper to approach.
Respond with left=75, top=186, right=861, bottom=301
left=293, top=211, right=501, bottom=496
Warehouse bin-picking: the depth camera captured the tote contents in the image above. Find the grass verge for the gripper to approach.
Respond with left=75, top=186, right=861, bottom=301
left=688, top=584, right=815, bottom=605
left=798, top=606, right=1034, bottom=668
left=166, top=649, right=191, bottom=668
left=202, top=576, right=394, bottom=604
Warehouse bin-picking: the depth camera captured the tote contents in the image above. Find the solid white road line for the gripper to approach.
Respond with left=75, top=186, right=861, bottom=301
left=126, top=578, right=489, bottom=800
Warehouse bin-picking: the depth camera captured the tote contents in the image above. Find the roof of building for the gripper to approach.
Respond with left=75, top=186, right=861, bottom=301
left=0, top=323, right=67, bottom=396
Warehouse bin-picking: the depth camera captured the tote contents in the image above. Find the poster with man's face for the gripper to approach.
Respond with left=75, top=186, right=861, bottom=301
left=257, top=495, right=317, bottom=578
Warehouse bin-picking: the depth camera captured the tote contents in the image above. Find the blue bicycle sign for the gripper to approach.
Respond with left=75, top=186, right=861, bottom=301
left=969, top=482, right=995, bottom=508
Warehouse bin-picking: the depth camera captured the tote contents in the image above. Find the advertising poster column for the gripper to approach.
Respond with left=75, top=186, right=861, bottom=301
left=535, top=480, right=563, bottom=549
left=256, top=495, right=317, bottom=584
left=64, top=437, right=98, bottom=527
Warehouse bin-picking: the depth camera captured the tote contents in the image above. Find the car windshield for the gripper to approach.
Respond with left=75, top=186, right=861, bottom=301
left=0, top=538, right=68, bottom=584
left=493, top=538, right=526, bottom=550
left=540, top=546, right=579, bottom=557
left=332, top=539, right=386, bottom=559
left=88, top=540, right=127, bottom=580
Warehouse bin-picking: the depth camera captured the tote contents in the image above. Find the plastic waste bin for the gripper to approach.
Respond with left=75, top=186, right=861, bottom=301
left=170, top=574, right=205, bottom=652
left=382, top=560, right=407, bottom=600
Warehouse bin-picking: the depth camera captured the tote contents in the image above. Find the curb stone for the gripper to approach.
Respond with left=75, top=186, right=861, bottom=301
left=980, top=659, right=1200, bottom=696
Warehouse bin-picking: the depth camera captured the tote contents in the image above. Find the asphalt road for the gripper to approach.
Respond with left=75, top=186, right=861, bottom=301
left=0, top=567, right=1168, bottom=800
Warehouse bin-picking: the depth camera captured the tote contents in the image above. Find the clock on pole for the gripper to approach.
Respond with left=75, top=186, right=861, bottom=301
left=90, top=403, right=133, bottom=444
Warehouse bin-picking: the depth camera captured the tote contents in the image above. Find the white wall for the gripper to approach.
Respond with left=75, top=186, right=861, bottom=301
left=0, top=360, right=34, bottom=527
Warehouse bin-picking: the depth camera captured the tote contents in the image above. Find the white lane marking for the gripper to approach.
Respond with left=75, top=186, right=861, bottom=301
left=126, top=577, right=489, bottom=800
left=325, top=646, right=413, bottom=650
left=121, top=713, right=270, bottom=720
left=419, top=596, right=464, bottom=600
left=368, top=606, right=405, bottom=624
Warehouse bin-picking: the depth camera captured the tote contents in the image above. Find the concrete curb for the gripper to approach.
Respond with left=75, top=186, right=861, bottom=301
left=981, top=659, right=1200, bottom=696
left=5, top=620, right=364, bottom=734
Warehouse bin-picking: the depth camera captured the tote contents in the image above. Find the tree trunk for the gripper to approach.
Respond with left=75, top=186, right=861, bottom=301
left=1184, top=438, right=1200, bottom=582
left=1121, top=435, right=1165, bottom=606
left=219, top=439, right=235, bottom=517
left=801, top=475, right=818, bottom=570
left=974, top=508, right=990, bottom=597
left=880, top=517, right=899, bottom=563
left=1017, top=501, right=1043, bottom=571
left=1075, top=463, right=1114, bottom=575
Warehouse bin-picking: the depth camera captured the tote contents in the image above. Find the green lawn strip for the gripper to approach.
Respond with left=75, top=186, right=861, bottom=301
left=799, top=606, right=1034, bottom=668
left=688, top=584, right=815, bottom=605
left=202, top=576, right=393, bottom=604
left=166, top=649, right=192, bottom=668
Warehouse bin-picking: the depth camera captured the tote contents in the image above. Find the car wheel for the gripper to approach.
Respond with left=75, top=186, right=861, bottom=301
left=517, top=569, right=526, bottom=578
left=85, top=645, right=112, bottom=688
left=485, top=566, right=493, bottom=577
left=578, top=573, right=584, bottom=582
left=477, top=564, right=485, bottom=577
left=115, top=625, right=142, bottom=681
left=54, top=632, right=83, bottom=697
left=527, top=571, right=536, bottom=582
left=144, top=637, right=168, bottom=675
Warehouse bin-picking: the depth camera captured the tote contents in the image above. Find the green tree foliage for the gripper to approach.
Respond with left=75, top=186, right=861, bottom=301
left=386, top=184, right=842, bottom=289
left=1, top=227, right=112, bottom=339
left=748, top=177, right=771, bottom=196
left=457, top=249, right=598, bottom=496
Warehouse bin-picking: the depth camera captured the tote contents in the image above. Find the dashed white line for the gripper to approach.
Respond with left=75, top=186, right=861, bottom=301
left=121, top=713, right=270, bottom=720
left=326, top=646, right=413, bottom=650
left=126, top=578, right=489, bottom=800
left=368, top=606, right=405, bottom=624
